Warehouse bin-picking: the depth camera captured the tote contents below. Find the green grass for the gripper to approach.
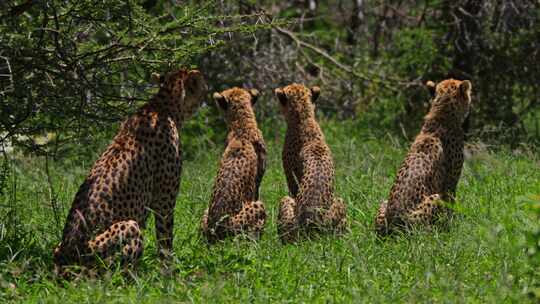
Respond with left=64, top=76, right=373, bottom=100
left=1, top=120, right=539, bottom=303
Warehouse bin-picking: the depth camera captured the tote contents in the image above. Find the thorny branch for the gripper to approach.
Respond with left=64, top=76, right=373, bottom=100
left=0, top=56, right=14, bottom=96
left=273, top=26, right=420, bottom=90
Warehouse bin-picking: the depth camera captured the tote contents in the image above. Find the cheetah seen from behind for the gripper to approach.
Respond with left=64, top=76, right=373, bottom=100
left=275, top=84, right=347, bottom=242
left=200, top=88, right=267, bottom=242
left=375, top=79, right=473, bottom=236
left=53, top=69, right=206, bottom=272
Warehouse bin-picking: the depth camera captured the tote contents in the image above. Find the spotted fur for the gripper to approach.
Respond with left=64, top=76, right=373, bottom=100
left=53, top=69, right=206, bottom=272
left=201, top=88, right=267, bottom=242
left=375, top=79, right=473, bottom=235
left=274, top=84, right=347, bottom=242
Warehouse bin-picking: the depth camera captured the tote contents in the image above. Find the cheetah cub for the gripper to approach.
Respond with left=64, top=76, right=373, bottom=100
left=201, top=88, right=267, bottom=242
left=53, top=69, right=206, bottom=273
left=375, top=79, right=473, bottom=236
left=275, top=84, right=347, bottom=242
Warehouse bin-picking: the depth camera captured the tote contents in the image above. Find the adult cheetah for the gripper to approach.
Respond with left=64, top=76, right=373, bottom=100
left=275, top=84, right=346, bottom=242
left=53, top=69, right=206, bottom=272
left=375, top=79, right=473, bottom=235
left=200, top=88, right=267, bottom=242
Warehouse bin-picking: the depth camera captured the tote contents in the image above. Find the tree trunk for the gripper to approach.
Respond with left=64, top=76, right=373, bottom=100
left=347, top=0, right=364, bottom=45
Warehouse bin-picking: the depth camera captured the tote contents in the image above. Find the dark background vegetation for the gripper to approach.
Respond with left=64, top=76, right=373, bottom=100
left=1, top=0, right=539, bottom=159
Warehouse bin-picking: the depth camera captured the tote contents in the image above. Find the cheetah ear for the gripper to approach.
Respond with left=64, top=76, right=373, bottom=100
left=249, top=89, right=260, bottom=105
left=151, top=72, right=163, bottom=85
left=310, top=86, right=320, bottom=103
left=459, top=80, right=472, bottom=98
left=185, top=70, right=206, bottom=93
left=426, top=81, right=436, bottom=97
left=274, top=88, right=287, bottom=106
left=213, top=92, right=227, bottom=110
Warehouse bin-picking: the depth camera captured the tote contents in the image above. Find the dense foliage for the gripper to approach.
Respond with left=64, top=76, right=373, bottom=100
left=0, top=0, right=271, bottom=157
left=1, top=0, right=539, bottom=157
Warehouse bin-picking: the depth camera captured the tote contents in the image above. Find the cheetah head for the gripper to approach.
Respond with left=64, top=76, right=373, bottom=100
left=274, top=83, right=320, bottom=121
left=213, top=87, right=259, bottom=124
left=426, top=79, right=472, bottom=124
left=152, top=69, right=206, bottom=120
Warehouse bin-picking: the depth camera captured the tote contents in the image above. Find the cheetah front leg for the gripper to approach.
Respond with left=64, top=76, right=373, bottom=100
left=406, top=194, right=443, bottom=225
left=87, top=220, right=143, bottom=266
left=200, top=208, right=210, bottom=237
left=375, top=200, right=390, bottom=236
left=323, top=197, right=347, bottom=234
left=228, top=200, right=267, bottom=239
left=277, top=196, right=299, bottom=242
left=283, top=147, right=301, bottom=197
left=154, top=207, right=174, bottom=260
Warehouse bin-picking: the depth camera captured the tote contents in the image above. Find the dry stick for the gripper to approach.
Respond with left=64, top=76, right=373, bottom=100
left=274, top=27, right=356, bottom=74
left=236, top=1, right=420, bottom=89
left=44, top=153, right=62, bottom=235
left=0, top=146, right=8, bottom=197
left=273, top=26, right=417, bottom=91
left=0, top=56, right=14, bottom=96
left=104, top=56, right=170, bottom=65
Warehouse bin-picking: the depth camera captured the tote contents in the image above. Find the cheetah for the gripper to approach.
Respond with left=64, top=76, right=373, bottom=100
left=375, top=79, right=473, bottom=236
left=200, top=88, right=267, bottom=242
left=274, top=84, right=347, bottom=242
left=53, top=69, right=206, bottom=272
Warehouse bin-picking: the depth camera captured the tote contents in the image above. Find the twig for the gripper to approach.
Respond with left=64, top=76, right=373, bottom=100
left=104, top=56, right=171, bottom=64
left=274, top=26, right=414, bottom=91
left=0, top=56, right=14, bottom=96
left=274, top=27, right=357, bottom=74
left=44, top=153, right=62, bottom=234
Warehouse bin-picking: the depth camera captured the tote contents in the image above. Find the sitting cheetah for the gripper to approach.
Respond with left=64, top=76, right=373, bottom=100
left=375, top=79, right=473, bottom=235
left=53, top=69, right=206, bottom=272
left=200, top=88, right=267, bottom=242
left=274, top=84, right=347, bottom=242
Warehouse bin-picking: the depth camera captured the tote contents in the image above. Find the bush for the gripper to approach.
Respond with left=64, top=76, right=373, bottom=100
left=0, top=0, right=271, bottom=156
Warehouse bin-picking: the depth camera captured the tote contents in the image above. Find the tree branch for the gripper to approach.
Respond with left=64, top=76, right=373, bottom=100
left=273, top=26, right=417, bottom=91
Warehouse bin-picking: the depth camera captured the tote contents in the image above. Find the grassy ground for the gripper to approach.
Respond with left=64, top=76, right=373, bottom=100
left=1, top=120, right=539, bottom=303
